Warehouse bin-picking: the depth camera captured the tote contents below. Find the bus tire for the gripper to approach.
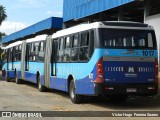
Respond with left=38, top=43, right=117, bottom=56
left=37, top=76, right=46, bottom=92
left=15, top=71, right=21, bottom=84
left=5, top=71, right=10, bottom=82
left=69, top=80, right=82, bottom=104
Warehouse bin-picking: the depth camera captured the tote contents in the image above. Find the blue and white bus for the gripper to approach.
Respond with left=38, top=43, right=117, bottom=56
left=2, top=21, right=158, bottom=103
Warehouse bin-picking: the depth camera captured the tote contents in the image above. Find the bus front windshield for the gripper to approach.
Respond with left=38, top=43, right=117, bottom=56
left=100, top=29, right=157, bottom=49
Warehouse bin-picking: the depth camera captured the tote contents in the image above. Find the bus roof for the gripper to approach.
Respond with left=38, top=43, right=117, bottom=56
left=26, top=35, right=47, bottom=43
left=52, top=21, right=154, bottom=39
left=3, top=34, right=48, bottom=49
left=4, top=41, right=23, bottom=49
left=52, top=22, right=99, bottom=38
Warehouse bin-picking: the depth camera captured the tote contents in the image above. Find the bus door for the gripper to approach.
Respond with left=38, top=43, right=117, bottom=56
left=51, top=40, right=58, bottom=77
left=6, top=48, right=14, bottom=78
left=11, top=48, right=14, bottom=71
left=6, top=49, right=9, bottom=71
left=44, top=35, right=52, bottom=88
left=25, top=43, right=30, bottom=72
left=4, top=49, right=10, bottom=78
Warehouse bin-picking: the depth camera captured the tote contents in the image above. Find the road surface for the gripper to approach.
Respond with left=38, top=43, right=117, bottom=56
left=0, top=73, right=160, bottom=119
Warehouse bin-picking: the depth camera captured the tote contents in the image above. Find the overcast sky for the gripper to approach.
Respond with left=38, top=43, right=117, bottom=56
left=0, top=0, right=63, bottom=35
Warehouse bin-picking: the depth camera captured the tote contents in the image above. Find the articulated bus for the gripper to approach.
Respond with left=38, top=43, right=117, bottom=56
left=2, top=21, right=158, bottom=103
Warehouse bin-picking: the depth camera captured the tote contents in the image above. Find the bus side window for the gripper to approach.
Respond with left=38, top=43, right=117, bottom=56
left=11, top=47, right=14, bottom=62
left=31, top=43, right=34, bottom=52
left=51, top=39, right=58, bottom=62
left=18, top=45, right=21, bottom=61
left=34, top=42, right=39, bottom=61
left=29, top=43, right=34, bottom=61
left=89, top=30, right=94, bottom=58
left=39, top=41, right=45, bottom=62
left=28, top=42, right=39, bottom=62
left=71, top=34, right=79, bottom=62
left=63, top=36, right=71, bottom=62
left=8, top=49, right=10, bottom=62
left=14, top=46, right=18, bottom=61
left=14, top=45, right=21, bottom=61
left=9, top=48, right=13, bottom=62
left=58, top=38, right=64, bottom=62
left=79, top=31, right=89, bottom=61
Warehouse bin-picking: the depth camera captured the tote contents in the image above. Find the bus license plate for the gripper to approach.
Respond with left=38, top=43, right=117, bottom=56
left=127, top=88, right=137, bottom=93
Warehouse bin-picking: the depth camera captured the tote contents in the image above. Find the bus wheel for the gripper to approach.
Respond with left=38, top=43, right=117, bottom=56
left=15, top=71, right=21, bottom=84
left=37, top=76, right=46, bottom=92
left=5, top=71, right=10, bottom=82
left=109, top=95, right=128, bottom=102
left=69, top=80, right=82, bottom=104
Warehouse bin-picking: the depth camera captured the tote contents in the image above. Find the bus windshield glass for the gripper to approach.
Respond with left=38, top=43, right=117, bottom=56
left=100, top=29, right=156, bottom=49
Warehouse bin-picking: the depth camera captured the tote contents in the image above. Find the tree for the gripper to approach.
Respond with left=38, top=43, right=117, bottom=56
left=0, top=5, right=7, bottom=69
left=0, top=5, right=7, bottom=42
left=0, top=5, right=7, bottom=43
left=0, top=5, right=7, bottom=25
left=0, top=32, right=6, bottom=41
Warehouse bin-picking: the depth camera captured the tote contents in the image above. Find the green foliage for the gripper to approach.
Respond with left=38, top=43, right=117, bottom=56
left=0, top=4, right=7, bottom=43
left=0, top=5, right=7, bottom=25
left=0, top=5, right=7, bottom=68
left=0, top=32, right=6, bottom=41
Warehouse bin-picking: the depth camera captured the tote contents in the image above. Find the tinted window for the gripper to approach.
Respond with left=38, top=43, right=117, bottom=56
left=29, top=42, right=39, bottom=61
left=34, top=42, right=39, bottom=52
left=9, top=48, right=13, bottom=62
left=64, top=36, right=71, bottom=62
left=58, top=38, right=64, bottom=62
left=29, top=43, right=34, bottom=61
left=39, top=42, right=44, bottom=51
left=64, top=36, right=71, bottom=49
left=39, top=41, right=45, bottom=62
left=72, top=34, right=79, bottom=47
left=81, top=32, right=89, bottom=46
left=55, top=30, right=94, bottom=63
left=71, top=34, right=79, bottom=61
left=14, top=45, right=21, bottom=61
left=59, top=38, right=64, bottom=50
left=89, top=30, right=94, bottom=58
left=79, top=32, right=89, bottom=61
left=18, top=45, right=21, bottom=60
left=101, top=29, right=156, bottom=49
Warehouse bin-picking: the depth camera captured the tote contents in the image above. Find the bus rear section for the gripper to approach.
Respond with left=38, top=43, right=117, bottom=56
left=103, top=52, right=158, bottom=96
left=94, top=26, right=158, bottom=99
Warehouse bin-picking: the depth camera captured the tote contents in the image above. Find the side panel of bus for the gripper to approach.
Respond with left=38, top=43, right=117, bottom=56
left=2, top=45, right=22, bottom=79
left=50, top=30, right=96, bottom=94
left=23, top=41, right=46, bottom=84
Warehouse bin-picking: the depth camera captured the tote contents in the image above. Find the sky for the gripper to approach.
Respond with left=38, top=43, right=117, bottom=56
left=0, top=0, right=63, bottom=35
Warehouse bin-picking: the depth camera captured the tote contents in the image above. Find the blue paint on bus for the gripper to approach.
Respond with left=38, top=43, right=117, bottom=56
left=2, top=48, right=157, bottom=89
left=1, top=21, right=158, bottom=103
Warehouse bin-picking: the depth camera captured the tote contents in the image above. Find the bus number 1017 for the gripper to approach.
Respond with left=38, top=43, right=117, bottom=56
left=142, top=51, right=154, bottom=56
